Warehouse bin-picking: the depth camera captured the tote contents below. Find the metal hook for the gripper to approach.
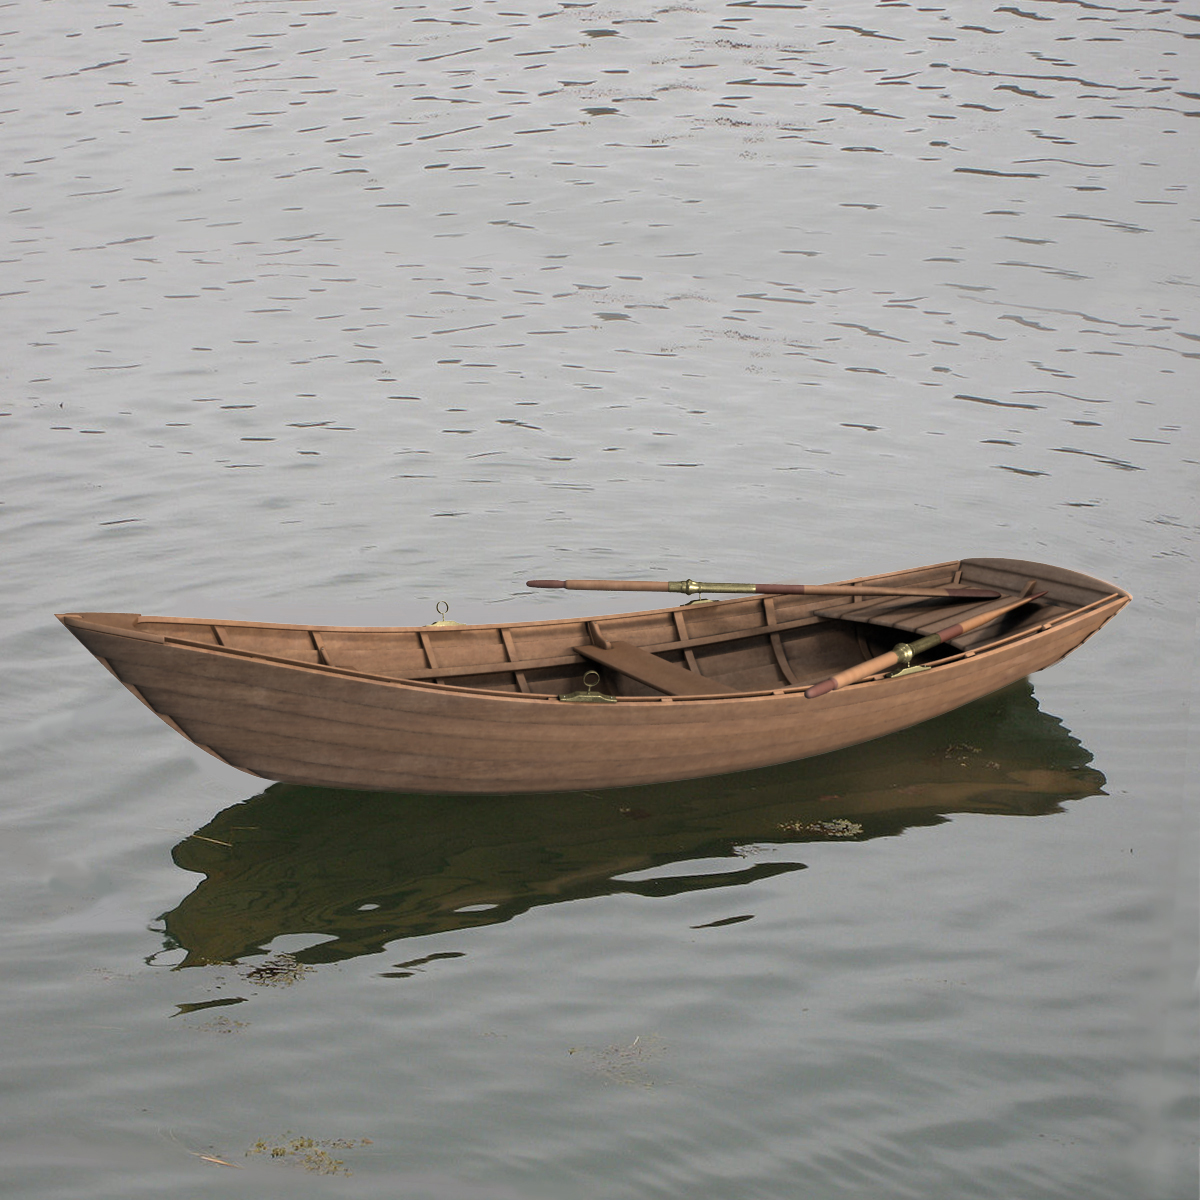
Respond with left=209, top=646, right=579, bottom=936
left=428, top=600, right=462, bottom=627
left=558, top=668, right=616, bottom=703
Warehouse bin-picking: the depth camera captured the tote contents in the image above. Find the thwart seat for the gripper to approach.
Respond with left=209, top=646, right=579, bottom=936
left=575, top=640, right=735, bottom=697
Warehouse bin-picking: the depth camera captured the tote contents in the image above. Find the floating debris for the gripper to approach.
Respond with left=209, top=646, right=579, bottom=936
left=191, top=1016, right=248, bottom=1035
left=247, top=1134, right=372, bottom=1176
left=166, top=1129, right=243, bottom=1167
left=691, top=914, right=755, bottom=929
left=184, top=832, right=233, bottom=848
left=89, top=966, right=135, bottom=983
left=239, top=953, right=314, bottom=987
left=171, top=997, right=248, bottom=1017
left=942, top=743, right=1002, bottom=769
left=195, top=1153, right=240, bottom=1168
left=777, top=818, right=864, bottom=838
left=568, top=1035, right=665, bottom=1088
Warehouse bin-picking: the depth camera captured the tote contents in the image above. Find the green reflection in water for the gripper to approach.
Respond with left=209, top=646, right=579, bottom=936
left=160, top=681, right=1104, bottom=968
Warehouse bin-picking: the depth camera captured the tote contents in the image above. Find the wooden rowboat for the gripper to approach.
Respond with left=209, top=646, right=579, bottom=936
left=57, top=557, right=1129, bottom=794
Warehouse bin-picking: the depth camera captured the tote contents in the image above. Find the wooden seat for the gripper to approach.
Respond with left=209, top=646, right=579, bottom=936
left=575, top=640, right=735, bottom=697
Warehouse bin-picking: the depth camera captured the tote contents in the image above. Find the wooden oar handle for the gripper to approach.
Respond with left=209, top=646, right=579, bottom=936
left=804, top=650, right=897, bottom=699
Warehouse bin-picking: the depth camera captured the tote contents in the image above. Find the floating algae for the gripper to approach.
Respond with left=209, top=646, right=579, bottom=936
left=568, top=1035, right=666, bottom=1088
left=190, top=1015, right=248, bottom=1035
left=239, top=953, right=314, bottom=987
left=942, top=743, right=1002, bottom=769
left=247, top=1134, right=372, bottom=1175
left=777, top=818, right=864, bottom=838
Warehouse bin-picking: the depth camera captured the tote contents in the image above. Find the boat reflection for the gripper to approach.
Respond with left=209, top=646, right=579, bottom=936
left=160, top=681, right=1105, bottom=967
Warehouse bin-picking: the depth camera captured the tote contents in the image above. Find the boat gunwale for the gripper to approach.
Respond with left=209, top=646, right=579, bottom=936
left=56, top=587, right=1129, bottom=706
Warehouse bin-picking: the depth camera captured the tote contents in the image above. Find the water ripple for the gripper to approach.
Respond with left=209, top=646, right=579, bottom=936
left=1, top=3, right=1195, bottom=1196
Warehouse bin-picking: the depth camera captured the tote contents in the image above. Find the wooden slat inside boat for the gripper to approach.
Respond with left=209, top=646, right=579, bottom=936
left=56, top=557, right=1129, bottom=794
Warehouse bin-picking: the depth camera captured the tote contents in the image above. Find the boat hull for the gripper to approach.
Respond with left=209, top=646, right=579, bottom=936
left=57, top=558, right=1129, bottom=793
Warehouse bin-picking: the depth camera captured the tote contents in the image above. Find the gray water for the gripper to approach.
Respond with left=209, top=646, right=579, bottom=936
left=2, top=1, right=1197, bottom=1196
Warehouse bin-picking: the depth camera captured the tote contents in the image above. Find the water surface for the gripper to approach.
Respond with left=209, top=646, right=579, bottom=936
left=1, top=2, right=1196, bottom=1197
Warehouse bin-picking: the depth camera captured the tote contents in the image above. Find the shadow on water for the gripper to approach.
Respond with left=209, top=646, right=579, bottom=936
left=160, top=682, right=1105, bottom=968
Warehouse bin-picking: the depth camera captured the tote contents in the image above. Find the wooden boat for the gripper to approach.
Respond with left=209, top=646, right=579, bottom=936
left=57, top=557, right=1129, bottom=794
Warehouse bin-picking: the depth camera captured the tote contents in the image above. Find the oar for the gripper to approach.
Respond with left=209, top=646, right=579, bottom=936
left=804, top=588, right=1047, bottom=699
left=526, top=577, right=1002, bottom=600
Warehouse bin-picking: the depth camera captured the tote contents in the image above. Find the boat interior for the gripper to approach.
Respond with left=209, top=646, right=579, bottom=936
left=67, top=559, right=1119, bottom=701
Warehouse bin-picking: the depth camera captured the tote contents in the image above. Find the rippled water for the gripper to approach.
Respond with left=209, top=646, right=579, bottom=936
left=2, top=2, right=1196, bottom=1197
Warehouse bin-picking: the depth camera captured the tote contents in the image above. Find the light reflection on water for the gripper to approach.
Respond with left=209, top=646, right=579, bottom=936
left=1, top=2, right=1195, bottom=1198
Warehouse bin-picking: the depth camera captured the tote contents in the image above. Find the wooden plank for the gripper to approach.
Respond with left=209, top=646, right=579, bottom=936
left=123, top=661, right=770, bottom=756
left=951, top=603, right=1074, bottom=650
left=761, top=596, right=800, bottom=686
left=398, top=612, right=823, bottom=680
left=959, top=557, right=1117, bottom=605
left=165, top=636, right=427, bottom=685
left=812, top=591, right=1078, bottom=652
left=417, top=630, right=446, bottom=684
left=311, top=630, right=331, bottom=665
left=500, top=627, right=531, bottom=693
left=418, top=631, right=437, bottom=669
left=162, top=635, right=579, bottom=686
left=586, top=620, right=612, bottom=650
left=158, top=613, right=831, bottom=686
left=810, top=595, right=996, bottom=626
left=107, top=669, right=243, bottom=768
left=810, top=593, right=1038, bottom=639
left=576, top=641, right=736, bottom=696
left=656, top=614, right=823, bottom=652
left=671, top=609, right=702, bottom=674
left=770, top=632, right=800, bottom=686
